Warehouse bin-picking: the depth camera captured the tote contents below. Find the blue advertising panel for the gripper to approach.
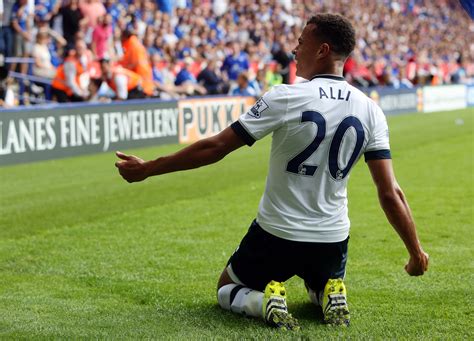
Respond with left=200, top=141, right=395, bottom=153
left=366, top=87, right=419, bottom=115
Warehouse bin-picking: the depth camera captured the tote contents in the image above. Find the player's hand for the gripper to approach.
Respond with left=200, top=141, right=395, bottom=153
left=405, top=250, right=429, bottom=276
left=115, top=151, right=150, bottom=183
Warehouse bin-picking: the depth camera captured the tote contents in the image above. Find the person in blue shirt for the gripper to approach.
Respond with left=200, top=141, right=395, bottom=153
left=175, top=63, right=196, bottom=86
left=156, top=0, right=173, bottom=14
left=152, top=63, right=164, bottom=85
left=174, top=58, right=206, bottom=96
left=221, top=42, right=250, bottom=81
left=34, top=0, right=60, bottom=22
left=11, top=0, right=32, bottom=74
left=104, top=0, right=122, bottom=27
left=229, top=72, right=257, bottom=97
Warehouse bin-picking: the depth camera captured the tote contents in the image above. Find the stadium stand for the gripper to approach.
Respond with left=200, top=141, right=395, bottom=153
left=0, top=0, right=472, bottom=107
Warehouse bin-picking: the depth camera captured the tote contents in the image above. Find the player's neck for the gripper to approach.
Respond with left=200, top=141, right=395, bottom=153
left=309, top=61, right=345, bottom=79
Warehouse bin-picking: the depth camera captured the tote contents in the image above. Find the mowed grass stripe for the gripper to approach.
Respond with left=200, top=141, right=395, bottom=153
left=0, top=108, right=472, bottom=339
left=0, top=141, right=267, bottom=239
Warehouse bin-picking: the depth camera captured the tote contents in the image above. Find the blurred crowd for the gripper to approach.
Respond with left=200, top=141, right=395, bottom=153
left=0, top=0, right=473, bottom=106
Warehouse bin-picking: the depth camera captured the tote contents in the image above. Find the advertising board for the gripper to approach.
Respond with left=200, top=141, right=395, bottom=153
left=178, top=96, right=255, bottom=144
left=423, top=85, right=467, bottom=113
left=368, top=87, right=418, bottom=115
left=0, top=100, right=179, bottom=165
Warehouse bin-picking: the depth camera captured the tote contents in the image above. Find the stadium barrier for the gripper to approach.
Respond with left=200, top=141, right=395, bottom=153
left=1, top=84, right=472, bottom=166
left=365, top=87, right=419, bottom=115
left=422, top=85, right=467, bottom=113
left=0, top=96, right=253, bottom=166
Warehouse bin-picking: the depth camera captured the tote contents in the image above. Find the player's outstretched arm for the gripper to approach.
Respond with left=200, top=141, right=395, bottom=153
left=367, top=159, right=429, bottom=276
left=115, top=126, right=246, bottom=183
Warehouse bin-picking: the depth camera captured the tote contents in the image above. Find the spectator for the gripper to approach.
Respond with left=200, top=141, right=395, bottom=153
left=104, top=0, right=122, bottom=26
left=247, top=69, right=262, bottom=96
left=228, top=72, right=258, bottom=97
left=0, top=64, right=15, bottom=106
left=60, top=0, right=85, bottom=49
left=151, top=54, right=181, bottom=99
left=221, top=41, right=249, bottom=82
left=254, top=67, right=268, bottom=94
left=79, top=0, right=106, bottom=43
left=197, top=59, right=229, bottom=95
left=120, top=29, right=154, bottom=96
left=33, top=12, right=65, bottom=40
left=265, top=64, right=283, bottom=88
left=11, top=0, right=32, bottom=74
left=127, top=12, right=146, bottom=41
left=0, top=0, right=16, bottom=61
left=99, top=58, right=145, bottom=100
left=156, top=0, right=173, bottom=15
left=32, top=30, right=56, bottom=79
left=451, top=63, right=467, bottom=84
left=34, top=0, right=61, bottom=23
left=272, top=37, right=292, bottom=84
left=212, top=0, right=228, bottom=16
left=51, top=39, right=90, bottom=102
left=110, top=25, right=124, bottom=60
left=174, top=57, right=206, bottom=95
left=151, top=54, right=164, bottom=84
left=31, top=14, right=67, bottom=61
left=394, top=67, right=414, bottom=89
left=143, top=29, right=157, bottom=57
left=91, top=14, right=113, bottom=59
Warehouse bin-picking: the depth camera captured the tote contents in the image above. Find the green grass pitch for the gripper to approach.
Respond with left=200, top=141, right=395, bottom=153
left=0, top=108, right=472, bottom=339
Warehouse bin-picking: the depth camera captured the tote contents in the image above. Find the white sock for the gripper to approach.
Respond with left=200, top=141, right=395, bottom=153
left=217, top=284, right=264, bottom=318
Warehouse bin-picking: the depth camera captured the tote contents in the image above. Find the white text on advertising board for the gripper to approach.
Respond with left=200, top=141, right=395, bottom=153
left=0, top=108, right=179, bottom=155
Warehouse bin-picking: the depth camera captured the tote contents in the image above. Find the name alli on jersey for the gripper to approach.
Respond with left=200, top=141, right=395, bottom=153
left=319, top=87, right=351, bottom=101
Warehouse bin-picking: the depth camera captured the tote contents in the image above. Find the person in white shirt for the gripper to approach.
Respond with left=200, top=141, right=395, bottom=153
left=32, top=31, right=55, bottom=79
left=114, top=14, right=429, bottom=330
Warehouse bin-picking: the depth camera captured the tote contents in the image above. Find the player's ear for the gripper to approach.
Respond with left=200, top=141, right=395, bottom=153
left=316, top=43, right=331, bottom=59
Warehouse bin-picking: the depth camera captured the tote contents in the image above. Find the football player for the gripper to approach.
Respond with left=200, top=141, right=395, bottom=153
left=115, top=13, right=429, bottom=330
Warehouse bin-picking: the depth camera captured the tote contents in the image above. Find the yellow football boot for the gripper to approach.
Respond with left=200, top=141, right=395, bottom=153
left=322, top=278, right=350, bottom=326
left=262, top=280, right=300, bottom=331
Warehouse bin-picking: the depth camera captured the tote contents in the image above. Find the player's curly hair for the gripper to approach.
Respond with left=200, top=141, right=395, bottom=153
left=307, top=14, right=356, bottom=58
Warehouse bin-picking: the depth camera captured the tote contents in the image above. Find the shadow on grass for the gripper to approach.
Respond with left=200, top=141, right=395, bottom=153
left=290, top=302, right=324, bottom=324
left=187, top=302, right=324, bottom=330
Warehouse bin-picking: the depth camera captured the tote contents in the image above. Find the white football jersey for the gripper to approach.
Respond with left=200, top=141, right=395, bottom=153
left=231, top=75, right=391, bottom=243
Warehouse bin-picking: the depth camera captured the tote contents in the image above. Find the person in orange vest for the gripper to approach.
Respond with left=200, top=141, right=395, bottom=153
left=100, top=58, right=145, bottom=100
left=51, top=39, right=90, bottom=102
left=119, top=29, right=155, bottom=97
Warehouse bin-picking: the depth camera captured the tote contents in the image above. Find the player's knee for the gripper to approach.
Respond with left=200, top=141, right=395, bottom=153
left=217, top=267, right=240, bottom=310
left=217, top=283, right=235, bottom=310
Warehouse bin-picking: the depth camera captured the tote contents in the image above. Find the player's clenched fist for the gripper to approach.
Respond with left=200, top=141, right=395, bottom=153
left=405, top=250, right=429, bottom=276
left=115, top=151, right=150, bottom=183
